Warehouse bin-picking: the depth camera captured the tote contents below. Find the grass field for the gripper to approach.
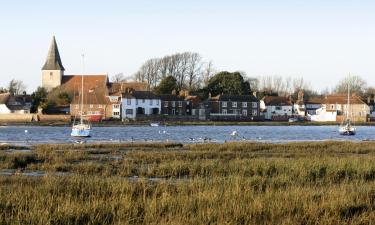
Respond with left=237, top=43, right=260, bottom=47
left=1, top=141, right=375, bottom=224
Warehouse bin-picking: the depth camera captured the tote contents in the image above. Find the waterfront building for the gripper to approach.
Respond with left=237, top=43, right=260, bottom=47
left=261, top=96, right=293, bottom=121
left=121, top=89, right=161, bottom=120
left=208, top=94, right=260, bottom=121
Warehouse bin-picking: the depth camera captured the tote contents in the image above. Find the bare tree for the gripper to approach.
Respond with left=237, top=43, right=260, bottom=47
left=334, top=74, right=367, bottom=96
left=202, top=60, right=215, bottom=87
left=8, top=79, right=26, bottom=95
left=111, top=73, right=127, bottom=83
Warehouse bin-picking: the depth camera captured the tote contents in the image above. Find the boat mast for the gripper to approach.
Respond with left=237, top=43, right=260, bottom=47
left=347, top=82, right=350, bottom=121
left=80, top=54, right=85, bottom=124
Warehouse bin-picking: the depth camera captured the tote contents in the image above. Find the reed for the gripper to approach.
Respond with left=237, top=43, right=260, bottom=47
left=1, top=141, right=375, bottom=224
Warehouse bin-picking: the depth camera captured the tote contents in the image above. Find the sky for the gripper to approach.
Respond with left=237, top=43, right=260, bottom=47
left=1, top=0, right=375, bottom=93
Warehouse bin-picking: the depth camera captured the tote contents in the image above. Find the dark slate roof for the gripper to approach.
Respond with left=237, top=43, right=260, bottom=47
left=42, top=36, right=65, bottom=71
left=159, top=94, right=184, bottom=101
left=122, top=91, right=159, bottom=99
left=263, top=96, right=292, bottom=106
left=216, top=95, right=258, bottom=102
left=0, top=93, right=10, bottom=104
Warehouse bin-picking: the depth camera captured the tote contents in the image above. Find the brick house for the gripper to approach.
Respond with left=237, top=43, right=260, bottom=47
left=324, top=94, right=369, bottom=122
left=208, top=95, right=260, bottom=121
left=160, top=94, right=191, bottom=116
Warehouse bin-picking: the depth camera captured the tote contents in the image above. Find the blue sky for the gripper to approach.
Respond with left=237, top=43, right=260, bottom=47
left=1, top=0, right=375, bottom=92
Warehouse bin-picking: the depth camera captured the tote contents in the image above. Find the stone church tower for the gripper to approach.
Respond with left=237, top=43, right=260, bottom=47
left=42, top=36, right=65, bottom=91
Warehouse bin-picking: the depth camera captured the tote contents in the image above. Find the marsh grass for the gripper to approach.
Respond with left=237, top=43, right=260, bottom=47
left=2, top=141, right=375, bottom=224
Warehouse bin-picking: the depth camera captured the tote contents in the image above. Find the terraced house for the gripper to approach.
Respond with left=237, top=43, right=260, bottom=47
left=209, top=94, right=260, bottom=121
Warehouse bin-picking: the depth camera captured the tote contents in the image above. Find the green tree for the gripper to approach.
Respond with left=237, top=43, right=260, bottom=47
left=206, top=71, right=250, bottom=96
left=31, top=87, right=48, bottom=113
left=154, top=76, right=179, bottom=94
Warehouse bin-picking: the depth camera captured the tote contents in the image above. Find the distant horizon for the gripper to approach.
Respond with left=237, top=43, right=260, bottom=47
left=1, top=0, right=375, bottom=93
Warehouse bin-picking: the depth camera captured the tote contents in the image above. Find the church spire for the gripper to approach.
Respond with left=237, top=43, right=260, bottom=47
left=42, top=36, right=65, bottom=71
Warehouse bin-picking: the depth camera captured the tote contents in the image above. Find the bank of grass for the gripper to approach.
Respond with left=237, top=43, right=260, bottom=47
left=2, top=142, right=375, bottom=224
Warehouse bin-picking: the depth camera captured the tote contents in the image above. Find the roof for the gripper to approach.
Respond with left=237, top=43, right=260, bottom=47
left=325, top=94, right=366, bottom=105
left=159, top=94, right=184, bottom=101
left=263, top=96, right=292, bottom=106
left=42, top=36, right=65, bottom=71
left=210, top=95, right=259, bottom=102
left=0, top=93, right=10, bottom=104
left=108, top=82, right=148, bottom=94
left=71, top=91, right=109, bottom=105
left=305, top=98, right=325, bottom=104
left=62, top=75, right=109, bottom=105
left=61, top=75, right=108, bottom=91
left=122, top=91, right=159, bottom=99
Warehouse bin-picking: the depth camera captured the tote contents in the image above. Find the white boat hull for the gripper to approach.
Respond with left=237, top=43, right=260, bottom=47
left=339, top=126, right=356, bottom=136
left=71, top=124, right=91, bottom=137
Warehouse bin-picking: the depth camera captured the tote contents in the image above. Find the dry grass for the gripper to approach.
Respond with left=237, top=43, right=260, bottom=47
left=1, top=141, right=375, bottom=224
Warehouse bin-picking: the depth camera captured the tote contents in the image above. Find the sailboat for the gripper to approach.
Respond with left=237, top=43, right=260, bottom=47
left=339, top=84, right=356, bottom=135
left=71, top=54, right=91, bottom=137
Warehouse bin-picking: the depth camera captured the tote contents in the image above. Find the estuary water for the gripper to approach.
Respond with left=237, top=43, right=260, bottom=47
left=0, top=125, right=374, bottom=144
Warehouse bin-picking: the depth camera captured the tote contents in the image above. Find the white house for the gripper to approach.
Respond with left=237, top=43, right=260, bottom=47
left=121, top=91, right=161, bottom=120
left=261, top=96, right=293, bottom=120
left=308, top=105, right=337, bottom=122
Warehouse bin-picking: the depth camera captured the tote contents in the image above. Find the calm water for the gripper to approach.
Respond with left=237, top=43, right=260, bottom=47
left=0, top=125, right=374, bottom=144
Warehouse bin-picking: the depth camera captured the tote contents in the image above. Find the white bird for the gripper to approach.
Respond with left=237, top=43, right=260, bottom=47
left=230, top=130, right=238, bottom=136
left=24, top=130, right=28, bottom=133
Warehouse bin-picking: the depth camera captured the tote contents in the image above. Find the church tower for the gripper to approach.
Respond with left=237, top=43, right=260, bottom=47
left=42, top=36, right=65, bottom=91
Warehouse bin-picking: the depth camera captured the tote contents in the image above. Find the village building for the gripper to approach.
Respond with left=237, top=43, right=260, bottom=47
left=0, top=92, right=32, bottom=114
left=121, top=90, right=161, bottom=120
left=160, top=94, right=191, bottom=116
left=307, top=94, right=370, bottom=122
left=261, top=96, right=293, bottom=121
left=209, top=94, right=260, bottom=121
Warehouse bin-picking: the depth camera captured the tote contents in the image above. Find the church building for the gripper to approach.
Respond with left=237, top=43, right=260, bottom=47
left=41, top=36, right=115, bottom=121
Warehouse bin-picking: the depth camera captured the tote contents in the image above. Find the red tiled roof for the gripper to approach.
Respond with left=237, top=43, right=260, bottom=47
left=61, top=75, right=109, bottom=105
left=325, top=94, right=365, bottom=105
left=263, top=96, right=292, bottom=106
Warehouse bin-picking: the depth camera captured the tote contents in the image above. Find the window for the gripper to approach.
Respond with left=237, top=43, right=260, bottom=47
left=136, top=99, right=138, bottom=105
left=172, top=101, right=176, bottom=107
left=50, top=72, right=53, bottom=79
left=178, top=101, right=182, bottom=107
left=127, top=98, right=131, bottom=105
left=331, top=104, right=334, bottom=110
left=232, top=102, right=237, bottom=108
left=222, top=109, right=227, bottom=114
left=98, top=105, right=103, bottom=109
left=89, top=104, right=93, bottom=108
left=275, top=106, right=281, bottom=110
left=252, top=110, right=258, bottom=116
left=172, top=109, right=175, bottom=115
left=150, top=99, right=153, bottom=105
left=164, top=101, right=168, bottom=107
left=113, top=112, right=120, bottom=116
left=222, top=102, right=227, bottom=107
left=242, top=102, right=247, bottom=107
left=252, top=102, right=258, bottom=108
left=113, top=104, right=120, bottom=109
left=242, top=110, right=247, bottom=116
left=156, top=100, right=159, bottom=105
left=126, top=109, right=133, bottom=115
left=142, top=99, right=145, bottom=103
